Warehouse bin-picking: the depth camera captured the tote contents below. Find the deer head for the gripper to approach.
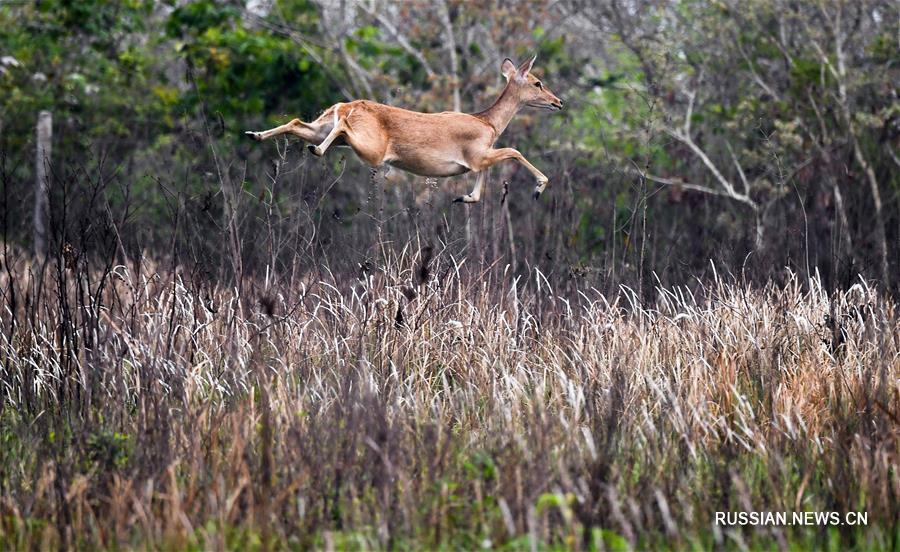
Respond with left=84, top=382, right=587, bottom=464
left=500, top=56, right=563, bottom=111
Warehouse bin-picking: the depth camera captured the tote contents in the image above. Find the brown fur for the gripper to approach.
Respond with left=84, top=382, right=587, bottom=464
left=246, top=56, right=563, bottom=202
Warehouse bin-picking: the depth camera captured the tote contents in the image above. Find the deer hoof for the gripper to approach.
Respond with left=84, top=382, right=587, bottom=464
left=533, top=190, right=542, bottom=200
left=308, top=144, right=323, bottom=157
left=245, top=131, right=261, bottom=141
left=453, top=195, right=474, bottom=204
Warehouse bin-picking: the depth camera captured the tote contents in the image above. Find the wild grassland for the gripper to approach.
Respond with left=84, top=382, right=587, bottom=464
left=0, top=245, right=897, bottom=550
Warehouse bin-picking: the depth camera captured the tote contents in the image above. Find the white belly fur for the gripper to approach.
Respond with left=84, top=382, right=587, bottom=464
left=385, top=158, right=471, bottom=178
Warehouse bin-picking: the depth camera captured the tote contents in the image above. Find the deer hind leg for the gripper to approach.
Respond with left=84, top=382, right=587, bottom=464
left=245, top=118, right=320, bottom=142
left=474, top=147, right=549, bottom=200
left=453, top=171, right=485, bottom=204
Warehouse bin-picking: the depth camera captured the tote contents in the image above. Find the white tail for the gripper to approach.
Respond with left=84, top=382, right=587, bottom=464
left=245, top=56, right=563, bottom=202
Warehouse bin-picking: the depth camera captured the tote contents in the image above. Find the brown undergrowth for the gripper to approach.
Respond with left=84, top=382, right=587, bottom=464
left=0, top=245, right=897, bottom=550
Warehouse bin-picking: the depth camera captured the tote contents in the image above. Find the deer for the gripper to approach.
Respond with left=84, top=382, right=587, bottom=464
left=245, top=56, right=563, bottom=202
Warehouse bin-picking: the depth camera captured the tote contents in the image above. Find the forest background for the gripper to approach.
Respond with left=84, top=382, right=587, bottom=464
left=2, top=0, right=897, bottom=294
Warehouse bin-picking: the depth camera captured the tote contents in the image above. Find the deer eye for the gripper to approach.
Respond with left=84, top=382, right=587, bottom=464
left=534, top=81, right=543, bottom=89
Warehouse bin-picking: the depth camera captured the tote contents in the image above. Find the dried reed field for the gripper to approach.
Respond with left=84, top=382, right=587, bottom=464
left=0, top=245, right=897, bottom=550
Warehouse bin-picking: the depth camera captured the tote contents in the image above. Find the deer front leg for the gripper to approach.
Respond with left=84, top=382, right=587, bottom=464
left=309, top=125, right=343, bottom=157
left=308, top=106, right=347, bottom=157
left=475, top=147, right=549, bottom=200
left=453, top=171, right=485, bottom=204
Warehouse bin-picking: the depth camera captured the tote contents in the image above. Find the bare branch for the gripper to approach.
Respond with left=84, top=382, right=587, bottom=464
left=726, top=141, right=750, bottom=195
left=887, top=146, right=900, bottom=170
left=683, top=89, right=695, bottom=136
left=625, top=167, right=736, bottom=200
left=736, top=39, right=781, bottom=101
left=359, top=3, right=437, bottom=79
left=664, top=126, right=758, bottom=211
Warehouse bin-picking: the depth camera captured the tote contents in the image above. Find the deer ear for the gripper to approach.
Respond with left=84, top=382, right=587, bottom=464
left=516, top=55, right=537, bottom=79
left=501, top=58, right=517, bottom=81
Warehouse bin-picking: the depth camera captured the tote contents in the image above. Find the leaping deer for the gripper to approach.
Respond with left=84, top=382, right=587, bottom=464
left=245, top=56, right=562, bottom=202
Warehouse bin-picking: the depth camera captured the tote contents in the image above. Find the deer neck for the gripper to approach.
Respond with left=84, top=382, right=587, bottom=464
left=476, top=85, right=521, bottom=139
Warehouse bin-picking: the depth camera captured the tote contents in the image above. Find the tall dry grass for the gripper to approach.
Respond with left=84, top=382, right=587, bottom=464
left=0, top=244, right=897, bottom=550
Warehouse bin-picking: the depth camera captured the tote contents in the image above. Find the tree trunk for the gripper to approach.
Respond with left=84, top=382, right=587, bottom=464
left=849, top=137, right=890, bottom=288
left=438, top=0, right=461, bottom=112
left=34, top=110, right=52, bottom=257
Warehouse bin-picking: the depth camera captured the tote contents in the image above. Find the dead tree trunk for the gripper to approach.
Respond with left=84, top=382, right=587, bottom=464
left=34, top=110, right=52, bottom=257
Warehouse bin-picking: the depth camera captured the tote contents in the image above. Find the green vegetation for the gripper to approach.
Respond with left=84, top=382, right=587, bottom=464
left=0, top=0, right=894, bottom=288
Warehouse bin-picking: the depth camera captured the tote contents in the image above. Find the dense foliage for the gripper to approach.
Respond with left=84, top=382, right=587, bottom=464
left=1, top=0, right=895, bottom=293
